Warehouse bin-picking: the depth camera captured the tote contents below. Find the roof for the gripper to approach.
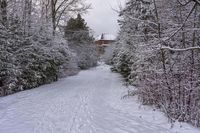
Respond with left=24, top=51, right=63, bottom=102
left=95, top=33, right=116, bottom=41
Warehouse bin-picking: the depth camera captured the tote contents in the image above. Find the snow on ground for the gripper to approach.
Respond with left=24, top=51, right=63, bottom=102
left=0, top=63, right=199, bottom=133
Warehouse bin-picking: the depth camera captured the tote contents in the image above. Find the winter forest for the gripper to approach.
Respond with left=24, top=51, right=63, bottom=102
left=0, top=0, right=97, bottom=95
left=0, top=0, right=200, bottom=132
left=111, top=0, right=200, bottom=127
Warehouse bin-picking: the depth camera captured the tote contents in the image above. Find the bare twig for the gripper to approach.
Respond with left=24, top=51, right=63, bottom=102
left=177, top=0, right=192, bottom=6
left=163, top=3, right=197, bottom=42
left=192, top=0, right=200, bottom=5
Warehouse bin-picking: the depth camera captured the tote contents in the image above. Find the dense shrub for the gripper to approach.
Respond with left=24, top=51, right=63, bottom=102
left=112, top=0, right=200, bottom=127
left=0, top=25, right=74, bottom=96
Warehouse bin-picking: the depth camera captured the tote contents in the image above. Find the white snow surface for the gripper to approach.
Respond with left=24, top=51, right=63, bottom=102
left=0, top=63, right=199, bottom=133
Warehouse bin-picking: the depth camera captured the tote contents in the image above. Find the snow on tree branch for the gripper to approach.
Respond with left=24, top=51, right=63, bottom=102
left=161, top=46, right=200, bottom=51
left=163, top=3, right=197, bottom=42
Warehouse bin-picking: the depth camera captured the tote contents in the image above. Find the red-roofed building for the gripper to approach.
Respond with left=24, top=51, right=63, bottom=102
left=95, top=33, right=116, bottom=45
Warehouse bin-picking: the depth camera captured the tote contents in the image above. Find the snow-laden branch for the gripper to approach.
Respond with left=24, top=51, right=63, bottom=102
left=177, top=0, right=192, bottom=6
left=112, top=8, right=158, bottom=27
left=161, top=46, right=200, bottom=51
left=163, top=3, right=197, bottom=42
left=177, top=0, right=200, bottom=6
left=192, top=0, right=200, bottom=5
left=124, top=14, right=158, bottom=26
left=180, top=28, right=200, bottom=31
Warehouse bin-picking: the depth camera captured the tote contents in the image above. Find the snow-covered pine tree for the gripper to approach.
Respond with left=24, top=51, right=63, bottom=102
left=65, top=14, right=98, bottom=70
left=112, top=0, right=156, bottom=83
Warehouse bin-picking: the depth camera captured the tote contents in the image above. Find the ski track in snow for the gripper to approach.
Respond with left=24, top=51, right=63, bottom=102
left=0, top=63, right=199, bottom=133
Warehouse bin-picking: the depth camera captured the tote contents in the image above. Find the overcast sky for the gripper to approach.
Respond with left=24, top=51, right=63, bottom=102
left=84, top=0, right=125, bottom=36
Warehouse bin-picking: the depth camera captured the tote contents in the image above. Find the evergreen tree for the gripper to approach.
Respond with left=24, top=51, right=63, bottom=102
left=64, top=14, right=98, bottom=69
left=113, top=0, right=155, bottom=83
left=65, top=14, right=88, bottom=31
left=65, top=14, right=90, bottom=41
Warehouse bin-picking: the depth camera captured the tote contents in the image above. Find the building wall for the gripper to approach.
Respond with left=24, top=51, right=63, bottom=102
left=95, top=40, right=115, bottom=45
left=95, top=40, right=115, bottom=55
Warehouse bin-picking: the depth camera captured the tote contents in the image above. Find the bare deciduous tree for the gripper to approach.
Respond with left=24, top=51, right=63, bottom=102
left=50, top=0, right=90, bottom=35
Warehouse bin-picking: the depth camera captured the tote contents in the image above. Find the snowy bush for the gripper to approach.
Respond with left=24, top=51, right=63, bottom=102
left=112, top=0, right=200, bottom=127
left=112, top=48, right=132, bottom=81
left=0, top=26, right=75, bottom=96
left=68, top=40, right=98, bottom=70
left=101, top=43, right=116, bottom=65
left=0, top=0, right=90, bottom=96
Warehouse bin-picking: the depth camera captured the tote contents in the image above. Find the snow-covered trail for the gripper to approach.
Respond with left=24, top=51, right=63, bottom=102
left=0, top=63, right=199, bottom=133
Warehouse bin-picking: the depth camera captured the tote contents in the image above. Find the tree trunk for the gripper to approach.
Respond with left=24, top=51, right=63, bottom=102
left=0, top=0, right=7, bottom=27
left=51, top=0, right=56, bottom=36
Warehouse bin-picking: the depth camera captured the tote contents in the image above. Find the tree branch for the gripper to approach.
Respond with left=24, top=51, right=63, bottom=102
left=177, top=0, right=192, bottom=6
left=163, top=3, right=197, bottom=42
left=161, top=46, right=200, bottom=51
left=192, top=0, right=200, bottom=5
